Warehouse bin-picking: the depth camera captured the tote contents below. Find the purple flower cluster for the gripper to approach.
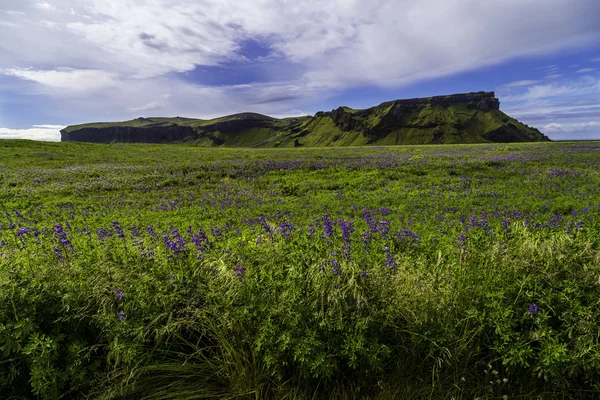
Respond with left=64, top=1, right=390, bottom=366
left=383, top=247, right=397, bottom=269
left=323, top=214, right=334, bottom=238
left=54, top=223, right=72, bottom=248
left=114, top=287, right=125, bottom=300
left=528, top=303, right=539, bottom=317
left=163, top=228, right=187, bottom=258
left=235, top=265, right=246, bottom=281
left=190, top=227, right=212, bottom=257
left=396, top=228, right=420, bottom=244
left=112, top=221, right=124, bottom=238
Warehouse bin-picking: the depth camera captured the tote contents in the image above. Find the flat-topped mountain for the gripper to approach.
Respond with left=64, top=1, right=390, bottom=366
left=61, top=92, right=550, bottom=146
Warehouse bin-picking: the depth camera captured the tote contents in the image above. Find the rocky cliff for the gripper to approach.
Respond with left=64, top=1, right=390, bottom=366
left=61, top=92, right=550, bottom=146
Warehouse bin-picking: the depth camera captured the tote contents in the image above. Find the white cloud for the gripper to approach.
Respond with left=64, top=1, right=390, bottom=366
left=590, top=56, right=600, bottom=62
left=35, top=2, right=56, bottom=11
left=543, top=121, right=599, bottom=133
left=576, top=68, right=597, bottom=73
left=2, top=68, right=117, bottom=92
left=501, top=76, right=600, bottom=102
left=127, top=101, right=162, bottom=113
left=502, top=80, right=540, bottom=88
left=0, top=126, right=63, bottom=141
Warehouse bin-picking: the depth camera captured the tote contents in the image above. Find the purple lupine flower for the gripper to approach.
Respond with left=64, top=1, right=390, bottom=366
left=118, top=311, right=126, bottom=321
left=279, top=221, right=296, bottom=240
left=146, top=225, right=156, bottom=236
left=112, top=221, right=124, bottom=238
left=341, top=243, right=351, bottom=261
left=332, top=258, right=342, bottom=276
left=163, top=228, right=188, bottom=258
left=259, top=216, right=272, bottom=235
left=131, top=226, right=140, bottom=238
left=308, top=223, right=316, bottom=236
left=17, top=227, right=31, bottom=238
left=339, top=220, right=354, bottom=243
left=384, top=247, right=397, bottom=269
left=528, top=303, right=539, bottom=317
left=114, top=288, right=125, bottom=300
left=469, top=216, right=479, bottom=228
left=54, top=223, right=72, bottom=248
left=191, top=228, right=212, bottom=255
left=323, top=214, right=334, bottom=238
left=96, top=227, right=111, bottom=241
left=361, top=231, right=371, bottom=250
left=378, top=220, right=390, bottom=239
left=235, top=265, right=246, bottom=281
left=396, top=228, right=420, bottom=244
left=360, top=270, right=369, bottom=278
left=54, top=246, right=63, bottom=261
left=53, top=223, right=64, bottom=236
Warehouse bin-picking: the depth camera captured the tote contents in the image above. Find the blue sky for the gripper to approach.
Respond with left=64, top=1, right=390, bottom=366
left=0, top=0, right=599, bottom=141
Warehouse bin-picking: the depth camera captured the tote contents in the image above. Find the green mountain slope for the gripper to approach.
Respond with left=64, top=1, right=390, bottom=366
left=61, top=92, right=550, bottom=146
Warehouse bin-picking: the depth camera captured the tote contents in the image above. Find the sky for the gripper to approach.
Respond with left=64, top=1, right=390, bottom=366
left=0, top=0, right=599, bottom=142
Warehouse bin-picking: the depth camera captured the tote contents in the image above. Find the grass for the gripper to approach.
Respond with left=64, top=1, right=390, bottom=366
left=1, top=139, right=599, bottom=398
left=62, top=93, right=547, bottom=146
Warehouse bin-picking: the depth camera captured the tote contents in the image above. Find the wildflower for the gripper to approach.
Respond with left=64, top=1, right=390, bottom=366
left=114, top=288, right=125, bottom=300
left=384, top=247, right=397, bottom=269
left=378, top=220, right=390, bottom=239
left=235, top=265, right=246, bottom=281
left=341, top=243, right=351, bottom=260
left=339, top=220, right=354, bottom=243
left=112, top=221, right=124, bottom=238
left=528, top=303, right=539, bottom=317
left=96, top=227, right=111, bottom=241
left=323, top=214, right=334, bottom=238
left=53, top=246, right=63, bottom=261
left=118, top=311, right=126, bottom=321
left=17, top=227, right=31, bottom=238
left=360, top=270, right=369, bottom=278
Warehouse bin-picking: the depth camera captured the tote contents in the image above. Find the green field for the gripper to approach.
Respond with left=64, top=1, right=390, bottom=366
left=1, top=139, right=600, bottom=399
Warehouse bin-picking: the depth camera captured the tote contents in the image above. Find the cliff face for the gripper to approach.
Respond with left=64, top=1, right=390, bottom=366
left=61, top=125, right=197, bottom=143
left=61, top=92, right=549, bottom=146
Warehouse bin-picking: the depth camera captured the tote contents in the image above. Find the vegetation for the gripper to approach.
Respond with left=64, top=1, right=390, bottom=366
left=61, top=92, right=549, bottom=146
left=1, top=139, right=599, bottom=399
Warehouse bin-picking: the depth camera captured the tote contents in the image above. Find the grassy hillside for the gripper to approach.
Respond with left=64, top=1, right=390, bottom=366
left=61, top=92, right=550, bottom=145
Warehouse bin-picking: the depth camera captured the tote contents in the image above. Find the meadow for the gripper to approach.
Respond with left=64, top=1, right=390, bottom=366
left=1, top=139, right=599, bottom=399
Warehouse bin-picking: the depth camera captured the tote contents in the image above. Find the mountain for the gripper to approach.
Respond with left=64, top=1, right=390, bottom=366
left=60, top=92, right=550, bottom=146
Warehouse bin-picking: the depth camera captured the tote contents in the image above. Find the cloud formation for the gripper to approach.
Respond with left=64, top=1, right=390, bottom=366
left=0, top=125, right=63, bottom=141
left=0, top=0, right=599, bottom=139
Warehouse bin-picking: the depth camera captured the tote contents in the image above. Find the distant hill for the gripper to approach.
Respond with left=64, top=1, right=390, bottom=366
left=61, top=92, right=550, bottom=146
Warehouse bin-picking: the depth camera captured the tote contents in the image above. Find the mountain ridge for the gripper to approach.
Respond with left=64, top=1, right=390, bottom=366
left=61, top=91, right=550, bottom=146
